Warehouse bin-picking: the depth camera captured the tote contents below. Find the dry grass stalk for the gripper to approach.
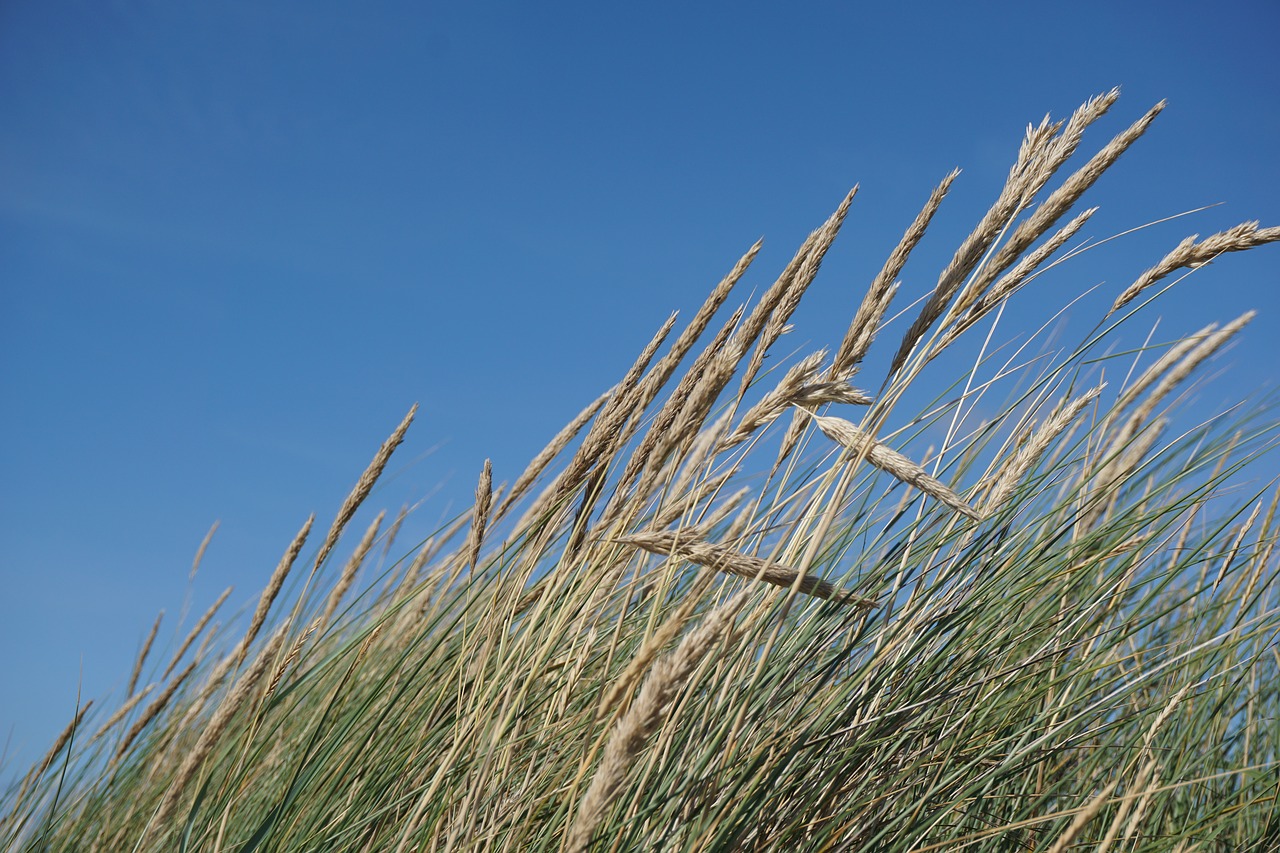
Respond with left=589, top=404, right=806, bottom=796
left=497, top=386, right=612, bottom=521
left=1106, top=311, right=1253, bottom=466
left=595, top=570, right=716, bottom=723
left=888, top=117, right=1061, bottom=375
left=127, top=611, right=164, bottom=698
left=635, top=240, right=762, bottom=414
left=320, top=510, right=385, bottom=632
left=664, top=409, right=732, bottom=499
left=771, top=404, right=817, bottom=475
left=725, top=349, right=875, bottom=452
left=313, top=404, right=417, bottom=573
left=243, top=514, right=314, bottom=665
left=33, top=701, right=93, bottom=780
left=597, top=244, right=763, bottom=507
left=392, top=514, right=471, bottom=612
left=939, top=206, right=1096, bottom=351
left=739, top=187, right=858, bottom=394
left=466, top=460, right=493, bottom=572
left=1093, top=765, right=1144, bottom=853
left=150, top=623, right=289, bottom=836
left=628, top=305, right=747, bottom=496
left=1120, top=759, right=1161, bottom=846
left=5, top=700, right=93, bottom=824
left=720, top=351, right=826, bottom=450
left=1111, top=221, right=1280, bottom=314
left=1211, top=501, right=1261, bottom=595
left=649, top=472, right=737, bottom=532
left=832, top=172, right=958, bottom=376
left=621, top=530, right=874, bottom=606
left=189, top=520, right=219, bottom=581
left=393, top=538, right=435, bottom=603
left=794, top=378, right=873, bottom=408
left=566, top=594, right=742, bottom=853
left=181, top=646, right=242, bottom=733
left=114, top=658, right=199, bottom=761
left=382, top=503, right=409, bottom=559
left=163, top=586, right=232, bottom=680
left=974, top=92, right=1150, bottom=294
left=1044, top=779, right=1120, bottom=853
left=546, top=313, right=678, bottom=513
left=803, top=411, right=982, bottom=520
left=1113, top=322, right=1216, bottom=415
left=265, top=617, right=321, bottom=701
left=89, top=686, right=153, bottom=744
left=896, top=98, right=1163, bottom=376
left=984, top=384, right=1105, bottom=513
left=1081, top=416, right=1168, bottom=533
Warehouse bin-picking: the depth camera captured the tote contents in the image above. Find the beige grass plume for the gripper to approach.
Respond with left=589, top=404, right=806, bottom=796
left=163, top=585, right=232, bottom=680
left=566, top=594, right=743, bottom=853
left=832, top=170, right=958, bottom=377
left=800, top=410, right=982, bottom=521
left=319, top=509, right=385, bottom=632
left=149, top=622, right=289, bottom=838
left=313, top=404, right=417, bottom=572
left=1111, top=222, right=1280, bottom=314
left=621, top=529, right=875, bottom=606
left=466, top=459, right=493, bottom=571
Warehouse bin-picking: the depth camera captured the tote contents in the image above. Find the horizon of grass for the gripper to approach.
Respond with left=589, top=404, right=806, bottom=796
left=4, top=89, right=1280, bottom=852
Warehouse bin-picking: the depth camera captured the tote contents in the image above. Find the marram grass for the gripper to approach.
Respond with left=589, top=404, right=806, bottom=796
left=6, top=90, right=1280, bottom=852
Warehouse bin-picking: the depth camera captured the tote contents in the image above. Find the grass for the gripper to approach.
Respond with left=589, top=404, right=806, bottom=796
left=5, top=89, right=1280, bottom=851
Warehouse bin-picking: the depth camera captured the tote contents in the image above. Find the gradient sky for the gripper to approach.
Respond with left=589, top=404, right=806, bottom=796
left=2, top=1, right=1278, bottom=775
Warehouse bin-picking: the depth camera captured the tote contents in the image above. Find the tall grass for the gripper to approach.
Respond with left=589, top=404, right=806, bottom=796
left=5, top=91, right=1280, bottom=851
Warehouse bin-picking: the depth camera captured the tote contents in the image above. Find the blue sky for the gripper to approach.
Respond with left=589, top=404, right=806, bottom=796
left=2, top=1, right=1278, bottom=774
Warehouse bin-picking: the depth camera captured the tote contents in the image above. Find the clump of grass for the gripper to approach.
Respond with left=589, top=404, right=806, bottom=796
left=4, top=91, right=1280, bottom=852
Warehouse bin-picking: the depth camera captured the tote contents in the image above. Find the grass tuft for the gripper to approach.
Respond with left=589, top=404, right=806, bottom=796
left=4, top=93, right=1280, bottom=851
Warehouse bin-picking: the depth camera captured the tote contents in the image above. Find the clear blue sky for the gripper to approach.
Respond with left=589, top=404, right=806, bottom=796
left=2, top=1, right=1278, bottom=774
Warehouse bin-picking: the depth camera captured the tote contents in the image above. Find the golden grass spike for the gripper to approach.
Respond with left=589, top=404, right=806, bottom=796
left=265, top=617, right=321, bottom=701
left=888, top=119, right=1060, bottom=376
left=163, top=586, right=232, bottom=680
left=595, top=571, right=716, bottom=723
left=189, top=520, right=219, bottom=581
left=548, top=313, right=678, bottom=508
left=88, top=686, right=152, bottom=744
left=320, top=510, right=384, bottom=632
left=126, top=610, right=163, bottom=699
left=739, top=187, right=857, bottom=394
left=382, top=503, right=409, bottom=559
left=498, top=386, right=611, bottom=520
left=938, top=206, right=1096, bottom=351
left=803, top=411, right=982, bottom=521
left=149, top=622, right=289, bottom=838
left=33, top=701, right=92, bottom=780
left=313, top=403, right=417, bottom=573
left=622, top=530, right=875, bottom=606
left=618, top=304, right=747, bottom=505
left=466, top=459, right=493, bottom=572
left=566, top=594, right=742, bottom=853
left=244, top=514, right=314, bottom=661
left=720, top=351, right=827, bottom=450
left=636, top=239, right=762, bottom=412
left=833, top=171, right=957, bottom=377
left=1105, top=311, right=1254, bottom=466
left=984, top=384, right=1105, bottom=513
left=973, top=91, right=1130, bottom=288
left=1111, top=222, right=1280, bottom=314
left=113, top=658, right=199, bottom=762
left=1044, top=779, right=1119, bottom=853
left=1113, top=322, right=1216, bottom=415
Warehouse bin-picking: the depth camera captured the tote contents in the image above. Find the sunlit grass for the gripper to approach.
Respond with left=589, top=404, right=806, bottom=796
left=5, top=90, right=1280, bottom=852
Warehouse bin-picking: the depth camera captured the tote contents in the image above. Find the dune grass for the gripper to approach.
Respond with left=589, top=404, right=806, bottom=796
left=5, top=90, right=1280, bottom=851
